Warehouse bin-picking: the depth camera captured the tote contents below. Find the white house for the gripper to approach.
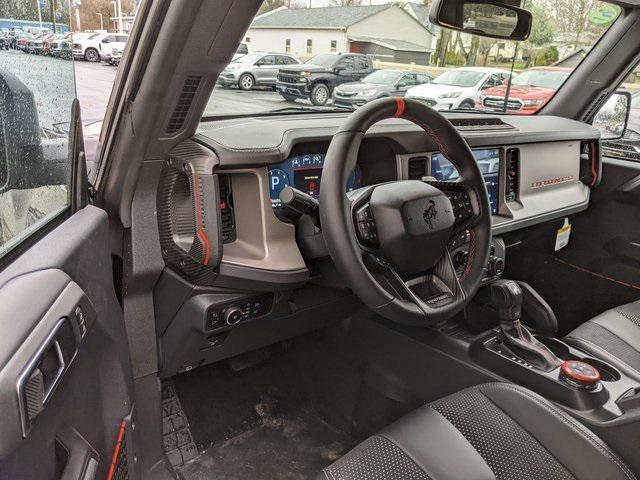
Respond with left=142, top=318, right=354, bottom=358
left=247, top=4, right=435, bottom=65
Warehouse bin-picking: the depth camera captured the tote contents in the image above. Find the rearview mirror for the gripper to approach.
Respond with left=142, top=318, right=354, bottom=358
left=429, top=0, right=532, bottom=41
left=592, top=91, right=631, bottom=140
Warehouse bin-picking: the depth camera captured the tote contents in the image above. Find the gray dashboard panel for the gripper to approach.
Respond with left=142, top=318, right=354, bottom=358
left=196, top=113, right=600, bottom=167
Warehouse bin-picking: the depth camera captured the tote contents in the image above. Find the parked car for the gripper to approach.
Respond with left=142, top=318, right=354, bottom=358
left=100, top=35, right=127, bottom=62
left=107, top=47, right=124, bottom=66
left=478, top=66, right=573, bottom=114
left=232, top=41, right=251, bottom=61
left=405, top=66, right=511, bottom=110
left=15, top=32, right=35, bottom=51
left=49, top=39, right=73, bottom=60
left=42, top=33, right=70, bottom=55
left=0, top=32, right=9, bottom=50
left=218, top=52, right=301, bottom=90
left=73, top=32, right=128, bottom=62
left=333, top=69, right=433, bottom=108
left=603, top=90, right=640, bottom=160
left=25, top=33, right=48, bottom=54
left=276, top=53, right=374, bottom=106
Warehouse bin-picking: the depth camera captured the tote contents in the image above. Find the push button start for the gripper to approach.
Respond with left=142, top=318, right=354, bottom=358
left=559, top=360, right=601, bottom=390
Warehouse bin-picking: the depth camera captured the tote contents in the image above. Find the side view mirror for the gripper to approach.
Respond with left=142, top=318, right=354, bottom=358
left=396, top=82, right=407, bottom=89
left=592, top=91, right=631, bottom=140
left=429, top=0, right=532, bottom=41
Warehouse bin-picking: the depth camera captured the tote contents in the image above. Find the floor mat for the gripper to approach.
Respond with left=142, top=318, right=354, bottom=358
left=172, top=351, right=357, bottom=479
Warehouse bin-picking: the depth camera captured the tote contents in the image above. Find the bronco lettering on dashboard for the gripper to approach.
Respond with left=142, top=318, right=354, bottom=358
left=530, top=175, right=575, bottom=189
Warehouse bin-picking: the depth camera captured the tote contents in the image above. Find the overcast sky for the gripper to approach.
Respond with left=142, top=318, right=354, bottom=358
left=303, top=0, right=402, bottom=6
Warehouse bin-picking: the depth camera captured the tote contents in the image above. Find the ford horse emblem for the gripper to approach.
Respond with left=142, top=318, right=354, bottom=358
left=423, top=200, right=438, bottom=229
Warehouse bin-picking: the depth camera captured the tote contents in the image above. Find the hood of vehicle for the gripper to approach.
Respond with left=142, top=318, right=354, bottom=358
left=406, top=83, right=474, bottom=98
left=280, top=64, right=330, bottom=73
left=483, top=84, right=556, bottom=100
left=336, top=82, right=386, bottom=94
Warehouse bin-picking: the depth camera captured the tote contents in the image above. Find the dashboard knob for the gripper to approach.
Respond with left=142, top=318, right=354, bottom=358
left=225, top=306, right=244, bottom=325
left=487, top=257, right=505, bottom=277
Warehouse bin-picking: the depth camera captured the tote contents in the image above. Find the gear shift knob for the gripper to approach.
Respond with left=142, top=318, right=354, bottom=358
left=491, top=280, right=523, bottom=322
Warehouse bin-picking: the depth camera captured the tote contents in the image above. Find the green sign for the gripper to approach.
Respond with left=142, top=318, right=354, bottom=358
left=588, top=4, right=619, bottom=25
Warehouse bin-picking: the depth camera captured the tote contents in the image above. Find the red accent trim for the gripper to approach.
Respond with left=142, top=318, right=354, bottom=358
left=192, top=173, right=211, bottom=265
left=394, top=98, right=405, bottom=118
left=106, top=420, right=127, bottom=480
left=553, top=257, right=640, bottom=291
left=561, top=360, right=600, bottom=383
left=589, top=142, right=598, bottom=187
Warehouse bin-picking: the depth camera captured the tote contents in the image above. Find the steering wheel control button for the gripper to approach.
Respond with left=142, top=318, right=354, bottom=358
left=446, top=191, right=473, bottom=223
left=355, top=204, right=378, bottom=245
left=560, top=360, right=601, bottom=390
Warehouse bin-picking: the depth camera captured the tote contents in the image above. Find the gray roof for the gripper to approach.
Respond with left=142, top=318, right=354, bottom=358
left=349, top=36, right=432, bottom=53
left=252, top=5, right=389, bottom=29
left=406, top=2, right=431, bottom=25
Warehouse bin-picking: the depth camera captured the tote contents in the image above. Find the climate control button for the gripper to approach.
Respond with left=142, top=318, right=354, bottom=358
left=225, top=307, right=244, bottom=325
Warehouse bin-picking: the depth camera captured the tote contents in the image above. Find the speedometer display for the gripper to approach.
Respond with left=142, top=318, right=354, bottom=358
left=268, top=154, right=362, bottom=209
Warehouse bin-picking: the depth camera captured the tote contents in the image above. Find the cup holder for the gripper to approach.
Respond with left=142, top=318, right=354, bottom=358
left=583, top=357, right=621, bottom=382
left=535, top=336, right=622, bottom=382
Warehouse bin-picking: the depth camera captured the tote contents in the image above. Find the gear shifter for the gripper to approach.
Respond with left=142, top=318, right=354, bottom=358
left=491, top=280, right=562, bottom=372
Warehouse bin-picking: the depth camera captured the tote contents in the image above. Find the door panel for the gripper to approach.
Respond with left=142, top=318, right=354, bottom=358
left=0, top=207, right=134, bottom=480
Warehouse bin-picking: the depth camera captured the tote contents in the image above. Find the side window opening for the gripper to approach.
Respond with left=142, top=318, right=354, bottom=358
left=0, top=26, right=75, bottom=258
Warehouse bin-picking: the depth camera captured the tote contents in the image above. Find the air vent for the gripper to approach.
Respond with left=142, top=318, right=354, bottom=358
left=166, top=75, right=203, bottom=134
left=449, top=118, right=515, bottom=132
left=505, top=148, right=519, bottom=201
left=219, top=174, right=236, bottom=243
left=408, top=156, right=428, bottom=180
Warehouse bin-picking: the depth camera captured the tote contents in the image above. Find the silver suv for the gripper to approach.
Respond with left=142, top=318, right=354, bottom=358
left=218, top=52, right=301, bottom=90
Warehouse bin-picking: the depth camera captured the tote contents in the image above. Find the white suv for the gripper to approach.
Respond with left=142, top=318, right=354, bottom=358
left=72, top=32, right=128, bottom=62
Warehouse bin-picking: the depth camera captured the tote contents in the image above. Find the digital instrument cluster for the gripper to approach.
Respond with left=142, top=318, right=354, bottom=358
left=268, top=154, right=362, bottom=209
left=431, top=148, right=500, bottom=215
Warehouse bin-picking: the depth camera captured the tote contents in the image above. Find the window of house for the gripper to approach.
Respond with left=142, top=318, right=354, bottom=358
left=330, top=40, right=337, bottom=53
left=306, top=39, right=312, bottom=55
left=285, top=38, right=291, bottom=54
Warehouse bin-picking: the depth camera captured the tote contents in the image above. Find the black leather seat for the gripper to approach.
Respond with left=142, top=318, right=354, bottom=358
left=320, top=383, right=635, bottom=480
left=565, top=300, right=640, bottom=380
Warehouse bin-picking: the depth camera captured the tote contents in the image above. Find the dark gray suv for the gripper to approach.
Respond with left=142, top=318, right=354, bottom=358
left=332, top=69, right=433, bottom=108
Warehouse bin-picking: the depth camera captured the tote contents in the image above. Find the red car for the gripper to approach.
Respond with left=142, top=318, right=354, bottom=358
left=478, top=66, right=573, bottom=114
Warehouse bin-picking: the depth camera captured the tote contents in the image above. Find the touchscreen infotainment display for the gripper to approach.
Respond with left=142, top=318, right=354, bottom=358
left=431, top=149, right=500, bottom=215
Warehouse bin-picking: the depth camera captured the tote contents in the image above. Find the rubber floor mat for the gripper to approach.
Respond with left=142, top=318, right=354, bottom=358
left=172, top=352, right=357, bottom=479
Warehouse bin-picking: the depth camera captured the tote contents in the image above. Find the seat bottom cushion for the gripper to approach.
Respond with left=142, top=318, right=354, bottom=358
left=565, top=300, right=640, bottom=380
left=320, top=383, right=635, bottom=480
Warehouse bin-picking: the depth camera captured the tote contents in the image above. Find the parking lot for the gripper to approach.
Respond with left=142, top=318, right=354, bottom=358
left=74, top=57, right=320, bottom=122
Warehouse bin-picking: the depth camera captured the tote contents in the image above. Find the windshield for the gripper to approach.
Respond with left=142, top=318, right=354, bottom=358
left=202, top=0, right=621, bottom=118
left=511, top=69, right=571, bottom=89
left=433, top=70, right=485, bottom=87
left=362, top=70, right=403, bottom=85
left=305, top=54, right=338, bottom=67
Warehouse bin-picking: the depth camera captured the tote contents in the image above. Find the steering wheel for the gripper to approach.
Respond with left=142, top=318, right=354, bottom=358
left=319, top=98, right=491, bottom=326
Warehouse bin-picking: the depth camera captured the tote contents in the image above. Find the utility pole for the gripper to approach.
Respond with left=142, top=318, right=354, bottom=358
left=116, top=0, right=123, bottom=33
left=50, top=0, right=57, bottom=33
left=36, top=0, right=43, bottom=29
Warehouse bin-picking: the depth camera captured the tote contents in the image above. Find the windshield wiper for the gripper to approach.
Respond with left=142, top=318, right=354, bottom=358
left=201, top=105, right=354, bottom=122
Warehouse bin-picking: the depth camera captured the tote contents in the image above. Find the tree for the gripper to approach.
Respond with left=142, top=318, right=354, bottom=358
left=329, top=0, right=362, bottom=5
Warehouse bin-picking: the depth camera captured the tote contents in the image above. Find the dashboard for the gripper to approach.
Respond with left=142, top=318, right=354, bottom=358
left=267, top=148, right=502, bottom=216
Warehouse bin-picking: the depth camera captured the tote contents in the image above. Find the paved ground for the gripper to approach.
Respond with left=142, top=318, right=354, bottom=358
left=74, top=57, right=319, bottom=122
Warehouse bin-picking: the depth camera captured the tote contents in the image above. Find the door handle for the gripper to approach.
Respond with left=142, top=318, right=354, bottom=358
left=17, top=318, right=77, bottom=436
